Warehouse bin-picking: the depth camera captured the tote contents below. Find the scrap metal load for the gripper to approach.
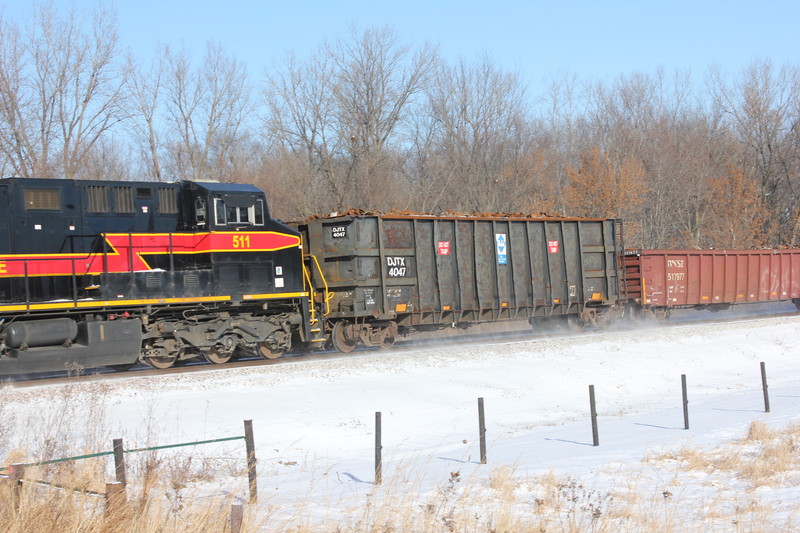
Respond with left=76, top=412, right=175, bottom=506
left=295, top=213, right=624, bottom=351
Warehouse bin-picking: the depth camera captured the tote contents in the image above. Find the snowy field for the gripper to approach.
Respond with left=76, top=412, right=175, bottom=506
left=3, top=305, right=800, bottom=529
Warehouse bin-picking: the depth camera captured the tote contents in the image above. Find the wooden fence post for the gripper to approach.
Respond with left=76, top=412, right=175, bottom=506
left=589, top=385, right=599, bottom=446
left=478, top=397, right=487, bottom=464
left=760, top=362, right=770, bottom=413
left=244, top=420, right=257, bottom=503
left=375, top=411, right=382, bottom=485
left=230, top=503, right=244, bottom=533
left=9, top=463, right=25, bottom=511
left=113, top=438, right=126, bottom=486
left=105, top=481, right=126, bottom=517
left=681, top=374, right=689, bottom=430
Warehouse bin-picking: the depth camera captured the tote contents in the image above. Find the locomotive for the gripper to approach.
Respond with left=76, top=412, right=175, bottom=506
left=2, top=176, right=800, bottom=376
left=0, top=177, right=313, bottom=374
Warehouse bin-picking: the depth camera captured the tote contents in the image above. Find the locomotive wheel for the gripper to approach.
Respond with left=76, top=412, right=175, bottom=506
left=257, top=342, right=283, bottom=360
left=204, top=347, right=232, bottom=364
left=144, top=355, right=177, bottom=369
left=331, top=321, right=356, bottom=353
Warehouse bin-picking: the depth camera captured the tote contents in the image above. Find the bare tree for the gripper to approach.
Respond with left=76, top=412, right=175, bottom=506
left=564, top=148, right=646, bottom=244
left=327, top=26, right=437, bottom=207
left=416, top=55, right=537, bottom=213
left=263, top=50, right=343, bottom=213
left=536, top=71, right=586, bottom=213
left=163, top=43, right=252, bottom=181
left=0, top=3, right=127, bottom=179
left=126, top=49, right=166, bottom=181
left=709, top=60, right=800, bottom=244
left=263, top=26, right=437, bottom=216
left=581, top=69, right=737, bottom=248
left=698, top=164, right=768, bottom=248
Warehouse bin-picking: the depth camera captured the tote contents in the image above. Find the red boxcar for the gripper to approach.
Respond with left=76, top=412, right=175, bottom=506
left=623, top=249, right=800, bottom=318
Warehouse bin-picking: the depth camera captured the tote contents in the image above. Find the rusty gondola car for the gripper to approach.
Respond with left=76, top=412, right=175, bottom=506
left=623, top=249, right=800, bottom=320
left=296, top=214, right=624, bottom=352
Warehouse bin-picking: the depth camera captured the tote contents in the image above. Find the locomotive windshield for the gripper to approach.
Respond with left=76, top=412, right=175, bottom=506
left=213, top=197, right=265, bottom=226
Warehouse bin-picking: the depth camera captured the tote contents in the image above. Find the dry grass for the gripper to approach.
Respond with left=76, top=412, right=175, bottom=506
left=0, top=450, right=265, bottom=532
left=0, top=378, right=263, bottom=532
left=646, top=420, right=800, bottom=490
left=2, top=378, right=800, bottom=531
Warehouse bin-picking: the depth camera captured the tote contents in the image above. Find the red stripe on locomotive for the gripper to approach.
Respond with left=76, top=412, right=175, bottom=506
left=0, top=231, right=301, bottom=277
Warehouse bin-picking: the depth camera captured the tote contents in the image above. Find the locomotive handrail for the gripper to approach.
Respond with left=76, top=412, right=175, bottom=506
left=302, top=254, right=333, bottom=319
left=301, top=262, right=317, bottom=325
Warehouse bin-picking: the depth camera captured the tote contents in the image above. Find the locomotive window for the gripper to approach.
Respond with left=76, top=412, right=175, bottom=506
left=213, top=198, right=265, bottom=226
left=227, top=204, right=249, bottom=223
left=214, top=198, right=226, bottom=225
left=87, top=186, right=109, bottom=212
left=195, top=198, right=207, bottom=225
left=24, top=188, right=60, bottom=210
left=137, top=188, right=152, bottom=199
left=114, top=187, right=135, bottom=213
left=254, top=200, right=265, bottom=225
left=158, top=188, right=178, bottom=214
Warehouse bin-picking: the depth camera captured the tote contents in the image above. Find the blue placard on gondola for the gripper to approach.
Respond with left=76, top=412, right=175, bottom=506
left=496, top=233, right=507, bottom=264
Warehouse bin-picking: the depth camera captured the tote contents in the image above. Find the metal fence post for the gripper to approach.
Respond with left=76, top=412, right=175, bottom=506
left=681, top=374, right=689, bottom=430
left=761, top=362, right=770, bottom=413
left=589, top=385, right=599, bottom=446
left=244, top=420, right=257, bottom=503
left=478, top=397, right=487, bottom=464
left=375, top=411, right=382, bottom=485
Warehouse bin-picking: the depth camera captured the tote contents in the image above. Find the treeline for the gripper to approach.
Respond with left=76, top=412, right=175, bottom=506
left=1, top=5, right=798, bottom=249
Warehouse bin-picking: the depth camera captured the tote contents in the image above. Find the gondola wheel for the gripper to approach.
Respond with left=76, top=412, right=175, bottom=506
left=566, top=315, right=585, bottom=332
left=204, top=347, right=232, bottom=364
left=379, top=331, right=396, bottom=350
left=331, top=321, right=357, bottom=353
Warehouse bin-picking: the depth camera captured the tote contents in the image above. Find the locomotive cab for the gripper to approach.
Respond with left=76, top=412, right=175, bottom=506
left=182, top=180, right=268, bottom=232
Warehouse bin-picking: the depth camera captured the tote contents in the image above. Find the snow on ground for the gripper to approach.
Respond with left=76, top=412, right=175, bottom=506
left=2, top=305, right=800, bottom=528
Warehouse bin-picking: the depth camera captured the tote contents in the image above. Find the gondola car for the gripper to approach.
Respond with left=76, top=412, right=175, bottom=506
left=296, top=213, right=624, bottom=352
left=622, top=248, right=800, bottom=320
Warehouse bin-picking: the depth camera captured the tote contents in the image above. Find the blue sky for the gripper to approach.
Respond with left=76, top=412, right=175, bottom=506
left=4, top=0, right=799, bottom=96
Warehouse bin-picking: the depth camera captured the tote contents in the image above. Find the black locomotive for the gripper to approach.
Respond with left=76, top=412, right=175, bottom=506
left=0, top=177, right=313, bottom=374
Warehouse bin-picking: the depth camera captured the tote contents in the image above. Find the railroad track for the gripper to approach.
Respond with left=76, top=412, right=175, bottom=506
left=4, top=308, right=799, bottom=388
